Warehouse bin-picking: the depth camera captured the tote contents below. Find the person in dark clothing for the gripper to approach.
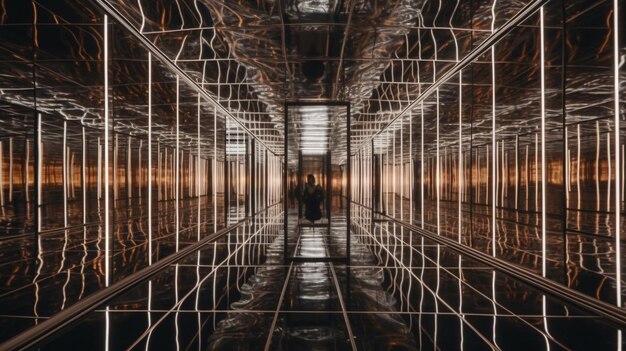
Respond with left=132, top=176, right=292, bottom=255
left=303, top=174, right=324, bottom=222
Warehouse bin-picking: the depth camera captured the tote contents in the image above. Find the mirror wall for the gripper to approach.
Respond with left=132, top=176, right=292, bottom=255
left=352, top=0, right=625, bottom=308
left=0, top=0, right=281, bottom=330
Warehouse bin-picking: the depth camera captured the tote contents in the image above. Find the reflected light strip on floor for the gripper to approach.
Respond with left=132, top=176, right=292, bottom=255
left=542, top=294, right=552, bottom=350
left=145, top=280, right=153, bottom=350
left=125, top=214, right=280, bottom=349
left=358, top=220, right=497, bottom=348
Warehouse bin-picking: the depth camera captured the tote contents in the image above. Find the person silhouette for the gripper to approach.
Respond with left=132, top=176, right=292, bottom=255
left=302, top=174, right=323, bottom=223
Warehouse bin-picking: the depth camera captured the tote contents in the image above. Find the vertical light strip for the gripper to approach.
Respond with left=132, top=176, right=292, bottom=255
left=410, top=112, right=413, bottom=224
left=175, top=76, right=180, bottom=251
left=213, top=110, right=217, bottom=231
left=63, top=120, right=67, bottom=227
left=436, top=88, right=440, bottom=236
left=197, top=93, right=201, bottom=241
left=540, top=6, right=547, bottom=277
left=577, top=124, right=581, bottom=210
left=127, top=136, right=132, bottom=199
left=103, top=14, right=110, bottom=287
left=421, top=102, right=424, bottom=229
left=146, top=281, right=153, bottom=350
left=542, top=295, right=552, bottom=349
left=1, top=142, right=5, bottom=212
left=457, top=37, right=463, bottom=243
left=393, top=129, right=397, bottom=217
left=25, top=140, right=29, bottom=203
left=97, top=138, right=101, bottom=200
left=613, top=0, right=621, bottom=308
left=8, top=138, right=12, bottom=203
left=400, top=120, right=403, bottom=221
left=82, top=127, right=86, bottom=224
left=491, top=0, right=497, bottom=257
left=37, top=113, right=42, bottom=233
left=434, top=0, right=441, bottom=238
left=515, top=135, right=519, bottom=209
left=148, top=52, right=152, bottom=265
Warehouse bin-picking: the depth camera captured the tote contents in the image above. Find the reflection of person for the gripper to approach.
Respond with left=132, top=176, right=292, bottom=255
left=303, top=174, right=324, bottom=222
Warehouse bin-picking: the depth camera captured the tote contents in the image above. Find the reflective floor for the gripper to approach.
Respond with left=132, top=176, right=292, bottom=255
left=381, top=195, right=626, bottom=307
left=5, top=207, right=620, bottom=350
left=0, top=196, right=226, bottom=343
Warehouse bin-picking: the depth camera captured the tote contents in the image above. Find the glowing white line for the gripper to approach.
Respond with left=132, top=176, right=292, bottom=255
left=97, top=137, right=101, bottom=200
left=492, top=270, right=499, bottom=349
left=491, top=0, right=497, bottom=257
left=114, top=134, right=118, bottom=202
left=148, top=52, right=152, bottom=265
left=400, top=121, right=403, bottom=220
left=213, top=104, right=217, bottom=231
left=104, top=14, right=110, bottom=287
left=435, top=91, right=441, bottom=234
left=515, top=135, right=519, bottom=209
left=577, top=124, right=581, bottom=210
left=129, top=136, right=133, bottom=199
left=540, top=6, right=547, bottom=277
left=36, top=114, right=41, bottom=228
left=105, top=306, right=110, bottom=351
left=25, top=140, right=29, bottom=203
left=542, top=295, right=552, bottom=349
left=63, top=120, right=68, bottom=227
left=452, top=1, right=462, bottom=242
left=137, top=0, right=145, bottom=32
left=409, top=111, right=413, bottom=224
left=82, top=127, right=86, bottom=225
left=421, top=101, right=424, bottom=228
left=606, top=133, right=608, bottom=213
left=613, top=0, right=621, bottom=307
left=393, top=130, right=396, bottom=217
left=176, top=76, right=180, bottom=251
left=198, top=93, right=201, bottom=240
left=0, top=142, right=4, bottom=213
left=145, top=281, right=153, bottom=350
left=8, top=137, right=12, bottom=203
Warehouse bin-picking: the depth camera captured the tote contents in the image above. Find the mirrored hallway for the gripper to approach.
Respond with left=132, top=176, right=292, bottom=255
left=0, top=0, right=624, bottom=350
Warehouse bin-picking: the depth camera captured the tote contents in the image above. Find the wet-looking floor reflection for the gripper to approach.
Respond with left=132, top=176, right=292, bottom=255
left=22, top=207, right=623, bottom=350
